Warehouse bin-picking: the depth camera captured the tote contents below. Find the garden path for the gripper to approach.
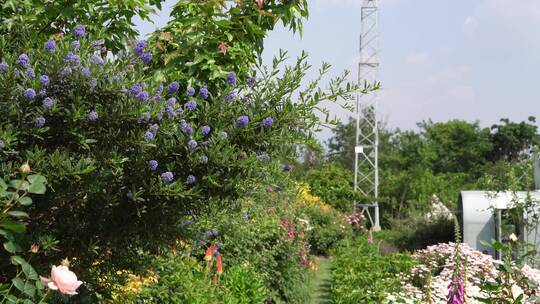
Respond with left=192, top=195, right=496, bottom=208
left=308, top=256, right=333, bottom=304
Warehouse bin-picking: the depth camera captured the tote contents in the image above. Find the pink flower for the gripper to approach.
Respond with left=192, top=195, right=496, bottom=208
left=217, top=42, right=228, bottom=55
left=40, top=265, right=83, bottom=295
left=256, top=0, right=264, bottom=9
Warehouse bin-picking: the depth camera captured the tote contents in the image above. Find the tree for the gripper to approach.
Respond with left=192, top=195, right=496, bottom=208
left=419, top=119, right=492, bottom=175
left=0, top=0, right=165, bottom=54
left=489, top=117, right=539, bottom=162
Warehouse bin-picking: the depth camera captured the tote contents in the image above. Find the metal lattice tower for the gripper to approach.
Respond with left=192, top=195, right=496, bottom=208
left=354, top=0, right=380, bottom=230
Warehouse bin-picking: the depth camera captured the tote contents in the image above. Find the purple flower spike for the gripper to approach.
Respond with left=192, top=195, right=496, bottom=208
left=186, top=175, right=196, bottom=185
left=198, top=86, right=209, bottom=99
left=236, top=115, right=249, bottom=128
left=74, top=25, right=85, bottom=38
left=87, top=110, right=99, bottom=122
left=161, top=171, right=174, bottom=184
left=168, top=81, right=179, bottom=94
left=140, top=52, right=152, bottom=64
left=134, top=40, right=147, bottom=55
left=45, top=40, right=56, bottom=52
left=149, top=160, right=158, bottom=171
left=185, top=100, right=197, bottom=111
left=42, top=97, right=53, bottom=110
left=136, top=91, right=149, bottom=102
left=261, top=117, right=273, bottom=128
left=201, top=125, right=211, bottom=136
left=35, top=116, right=46, bottom=127
left=144, top=131, right=154, bottom=141
left=227, top=72, right=237, bottom=86
left=24, top=88, right=36, bottom=100
left=40, top=75, right=50, bottom=87
left=188, top=139, right=197, bottom=150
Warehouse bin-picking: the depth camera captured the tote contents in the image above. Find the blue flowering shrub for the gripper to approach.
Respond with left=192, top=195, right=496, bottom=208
left=0, top=25, right=361, bottom=301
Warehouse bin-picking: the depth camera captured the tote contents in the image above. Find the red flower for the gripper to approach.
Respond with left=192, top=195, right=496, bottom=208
left=216, top=253, right=223, bottom=275
left=205, top=244, right=217, bottom=261
left=288, top=223, right=294, bottom=240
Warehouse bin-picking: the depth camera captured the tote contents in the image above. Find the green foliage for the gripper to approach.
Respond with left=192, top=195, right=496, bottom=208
left=379, top=215, right=455, bottom=252
left=331, top=237, right=416, bottom=303
left=0, top=0, right=165, bottom=54
left=150, top=0, right=309, bottom=88
left=0, top=168, right=48, bottom=302
left=219, top=265, right=269, bottom=304
left=302, top=204, right=351, bottom=255
left=303, top=162, right=360, bottom=212
left=489, top=117, right=539, bottom=162
left=181, top=190, right=311, bottom=304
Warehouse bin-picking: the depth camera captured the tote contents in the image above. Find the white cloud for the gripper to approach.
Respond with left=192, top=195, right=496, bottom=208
left=463, top=16, right=479, bottom=34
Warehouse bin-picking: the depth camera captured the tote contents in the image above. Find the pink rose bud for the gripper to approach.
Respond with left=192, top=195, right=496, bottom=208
left=30, top=244, right=39, bottom=253
left=40, top=265, right=83, bottom=295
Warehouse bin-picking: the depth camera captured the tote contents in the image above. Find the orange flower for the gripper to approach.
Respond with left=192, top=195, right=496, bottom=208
left=217, top=42, right=228, bottom=55
left=216, top=253, right=223, bottom=275
left=205, top=244, right=217, bottom=261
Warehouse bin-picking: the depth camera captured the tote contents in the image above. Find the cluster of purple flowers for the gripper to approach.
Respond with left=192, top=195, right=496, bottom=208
left=140, top=52, right=152, bottom=64
left=24, top=88, right=36, bottom=100
left=89, top=54, right=104, bottom=66
left=40, top=75, right=50, bottom=87
left=0, top=61, right=8, bottom=72
left=227, top=72, right=237, bottom=86
left=200, top=155, right=208, bottom=164
left=65, top=52, right=81, bottom=65
left=261, top=117, right=273, bottom=128
left=185, top=100, right=197, bottom=111
left=72, top=40, right=80, bottom=50
left=247, top=77, right=255, bottom=87
left=186, top=87, right=195, bottom=96
left=136, top=91, right=149, bottom=102
left=26, top=68, right=35, bottom=79
left=281, top=164, right=292, bottom=172
left=42, top=97, right=53, bottom=110
left=149, top=124, right=159, bottom=134
left=87, top=110, right=99, bottom=122
left=186, top=175, right=196, bottom=185
left=74, top=25, right=85, bottom=38
left=201, top=125, right=211, bottom=136
left=35, top=116, right=46, bottom=127
left=133, top=40, right=147, bottom=55
left=161, top=171, right=174, bottom=184
left=16, top=54, right=30, bottom=67
left=44, top=40, right=56, bottom=52
left=81, top=66, right=91, bottom=78
left=148, top=160, right=158, bottom=171
left=199, top=86, right=209, bottom=99
left=236, top=115, right=249, bottom=128
left=180, top=120, right=193, bottom=135
left=130, top=83, right=143, bottom=96
left=144, top=131, right=154, bottom=141
left=188, top=139, right=198, bottom=150
left=168, top=81, right=179, bottom=94
left=225, top=92, right=236, bottom=101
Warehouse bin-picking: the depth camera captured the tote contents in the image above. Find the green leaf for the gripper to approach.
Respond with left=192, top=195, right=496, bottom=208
left=0, top=178, right=7, bottom=191
left=7, top=211, right=29, bottom=218
left=18, top=197, right=32, bottom=206
left=9, top=180, right=29, bottom=191
left=12, top=277, right=24, bottom=292
left=0, top=220, right=26, bottom=233
left=22, top=262, right=38, bottom=280
left=28, top=175, right=46, bottom=194
left=3, top=241, right=20, bottom=253
left=10, top=255, right=25, bottom=266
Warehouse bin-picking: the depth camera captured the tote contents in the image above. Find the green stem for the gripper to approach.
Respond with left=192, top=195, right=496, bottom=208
left=37, top=289, right=51, bottom=304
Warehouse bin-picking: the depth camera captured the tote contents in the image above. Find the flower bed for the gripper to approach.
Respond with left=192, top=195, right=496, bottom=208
left=400, top=242, right=540, bottom=303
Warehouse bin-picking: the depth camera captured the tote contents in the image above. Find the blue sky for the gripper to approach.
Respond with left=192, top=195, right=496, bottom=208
left=136, top=0, right=540, bottom=142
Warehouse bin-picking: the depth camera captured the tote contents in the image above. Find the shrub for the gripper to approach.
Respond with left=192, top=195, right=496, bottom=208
left=383, top=215, right=455, bottom=251
left=303, top=163, right=361, bottom=212
left=331, top=237, right=416, bottom=304
left=302, top=204, right=351, bottom=255
left=0, top=24, right=360, bottom=299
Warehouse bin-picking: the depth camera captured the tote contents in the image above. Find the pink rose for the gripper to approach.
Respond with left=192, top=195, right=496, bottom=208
left=40, top=265, right=83, bottom=295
